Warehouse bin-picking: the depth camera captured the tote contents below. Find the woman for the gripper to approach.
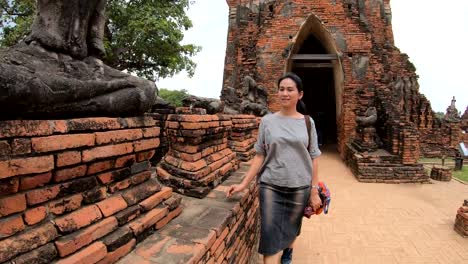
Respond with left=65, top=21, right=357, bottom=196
left=227, top=72, right=322, bottom=264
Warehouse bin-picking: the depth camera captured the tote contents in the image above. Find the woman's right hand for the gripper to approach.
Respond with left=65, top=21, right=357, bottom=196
left=227, top=184, right=246, bottom=197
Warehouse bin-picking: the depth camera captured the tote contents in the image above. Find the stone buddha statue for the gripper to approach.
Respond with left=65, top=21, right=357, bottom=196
left=0, top=0, right=156, bottom=119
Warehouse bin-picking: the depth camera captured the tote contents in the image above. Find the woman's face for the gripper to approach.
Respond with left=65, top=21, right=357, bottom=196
left=278, top=78, right=303, bottom=109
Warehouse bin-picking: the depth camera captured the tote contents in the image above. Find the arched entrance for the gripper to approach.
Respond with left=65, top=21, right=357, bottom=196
left=286, top=14, right=344, bottom=148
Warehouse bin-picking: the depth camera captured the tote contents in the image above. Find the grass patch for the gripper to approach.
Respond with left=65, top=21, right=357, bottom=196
left=420, top=157, right=468, bottom=183
left=419, top=157, right=454, bottom=166
left=453, top=166, right=468, bottom=183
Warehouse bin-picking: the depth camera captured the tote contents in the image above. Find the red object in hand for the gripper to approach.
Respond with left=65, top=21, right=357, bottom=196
left=303, top=205, right=314, bottom=218
left=303, top=182, right=331, bottom=218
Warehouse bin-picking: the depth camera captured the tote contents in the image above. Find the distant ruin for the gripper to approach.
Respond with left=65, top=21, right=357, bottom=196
left=221, top=0, right=464, bottom=182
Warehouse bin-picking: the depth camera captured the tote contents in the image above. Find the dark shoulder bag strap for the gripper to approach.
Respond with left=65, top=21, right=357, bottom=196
left=304, top=115, right=311, bottom=152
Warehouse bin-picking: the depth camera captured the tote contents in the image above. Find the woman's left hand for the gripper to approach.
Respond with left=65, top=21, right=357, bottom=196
left=310, top=191, right=322, bottom=211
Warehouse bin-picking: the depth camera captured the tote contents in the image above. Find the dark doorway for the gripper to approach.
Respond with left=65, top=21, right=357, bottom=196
left=292, top=34, right=337, bottom=146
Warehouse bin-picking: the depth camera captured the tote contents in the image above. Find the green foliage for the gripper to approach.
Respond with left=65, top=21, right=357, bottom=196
left=453, top=166, right=468, bottom=183
left=0, top=0, right=35, bottom=46
left=159, top=88, right=189, bottom=107
left=435, top=111, right=445, bottom=119
left=0, top=0, right=200, bottom=80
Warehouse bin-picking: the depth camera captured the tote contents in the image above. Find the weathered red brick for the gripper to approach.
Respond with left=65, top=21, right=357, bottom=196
left=136, top=150, right=156, bottom=162
left=115, top=154, right=136, bottom=168
left=155, top=206, right=183, bottom=230
left=139, top=187, right=173, bottom=211
left=55, top=217, right=118, bottom=257
left=180, top=159, right=208, bottom=172
left=82, top=143, right=133, bottom=162
left=156, top=166, right=172, bottom=180
left=211, top=227, right=229, bottom=255
left=57, top=151, right=82, bottom=167
left=23, top=206, right=47, bottom=226
left=0, top=140, right=11, bottom=155
left=0, top=120, right=53, bottom=138
left=107, top=171, right=150, bottom=195
left=179, top=121, right=204, bottom=130
left=48, top=194, right=83, bottom=215
left=97, top=168, right=131, bottom=184
left=26, top=185, right=61, bottom=205
left=133, top=138, right=160, bottom=152
left=167, top=241, right=206, bottom=264
left=95, top=129, right=143, bottom=145
left=0, top=155, right=53, bottom=179
left=87, top=159, right=114, bottom=175
left=54, top=205, right=103, bottom=233
left=121, top=179, right=161, bottom=205
left=142, top=127, right=160, bottom=138
left=131, top=170, right=152, bottom=185
left=11, top=138, right=31, bottom=155
left=0, top=194, right=27, bottom=217
left=127, top=207, right=168, bottom=236
left=114, top=205, right=141, bottom=226
left=97, top=195, right=128, bottom=217
left=32, top=134, right=95, bottom=153
left=178, top=151, right=202, bottom=162
left=53, top=120, right=68, bottom=133
left=164, top=154, right=180, bottom=167
left=82, top=187, right=107, bottom=204
left=163, top=195, right=182, bottom=210
left=55, top=241, right=107, bottom=264
left=108, top=178, right=132, bottom=193
left=123, top=116, right=156, bottom=128
left=0, top=223, right=58, bottom=263
left=166, top=121, right=179, bottom=129
left=96, top=238, right=136, bottom=264
left=0, top=214, right=25, bottom=238
left=0, top=177, right=19, bottom=195
left=8, top=243, right=57, bottom=264
left=67, top=117, right=121, bottom=131
left=20, top=172, right=52, bottom=191
left=54, top=164, right=88, bottom=182
left=101, top=226, right=133, bottom=252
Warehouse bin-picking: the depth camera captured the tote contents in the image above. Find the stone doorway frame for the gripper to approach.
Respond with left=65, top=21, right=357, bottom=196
left=284, top=13, right=345, bottom=147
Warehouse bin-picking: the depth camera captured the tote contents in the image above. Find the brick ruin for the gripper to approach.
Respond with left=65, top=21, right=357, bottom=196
left=455, top=200, right=468, bottom=238
left=156, top=112, right=238, bottom=198
left=0, top=113, right=261, bottom=264
left=0, top=117, right=184, bottom=263
left=463, top=107, right=468, bottom=145
left=430, top=166, right=452, bottom=182
left=221, top=0, right=464, bottom=182
left=3, top=1, right=468, bottom=263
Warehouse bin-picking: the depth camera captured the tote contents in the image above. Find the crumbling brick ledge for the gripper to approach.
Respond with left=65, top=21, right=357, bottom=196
left=118, top=163, right=260, bottom=264
left=0, top=116, right=180, bottom=264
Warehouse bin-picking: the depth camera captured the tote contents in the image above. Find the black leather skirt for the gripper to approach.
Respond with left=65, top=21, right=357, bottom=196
left=258, top=182, right=311, bottom=256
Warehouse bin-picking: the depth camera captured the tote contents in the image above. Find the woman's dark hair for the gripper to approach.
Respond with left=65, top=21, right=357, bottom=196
left=277, top=72, right=307, bottom=114
left=277, top=72, right=303, bottom=92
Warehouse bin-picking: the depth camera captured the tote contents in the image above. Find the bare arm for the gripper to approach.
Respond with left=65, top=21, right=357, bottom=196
left=310, top=157, right=322, bottom=209
left=311, top=158, right=319, bottom=188
left=227, top=153, right=265, bottom=197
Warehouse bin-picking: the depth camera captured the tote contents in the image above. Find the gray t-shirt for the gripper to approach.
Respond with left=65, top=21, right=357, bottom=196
left=254, top=113, right=321, bottom=188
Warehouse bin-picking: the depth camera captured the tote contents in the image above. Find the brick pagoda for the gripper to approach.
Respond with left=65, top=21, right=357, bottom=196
left=221, top=0, right=461, bottom=182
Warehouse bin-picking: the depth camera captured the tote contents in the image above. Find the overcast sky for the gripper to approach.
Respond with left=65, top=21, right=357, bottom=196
left=158, top=0, right=468, bottom=113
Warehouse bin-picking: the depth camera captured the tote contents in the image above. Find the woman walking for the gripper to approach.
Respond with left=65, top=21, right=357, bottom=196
left=227, top=72, right=322, bottom=264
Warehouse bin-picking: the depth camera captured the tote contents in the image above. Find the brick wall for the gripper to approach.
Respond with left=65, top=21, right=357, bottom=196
left=156, top=112, right=239, bottom=198
left=0, top=116, right=181, bottom=263
left=420, top=121, right=460, bottom=158
left=118, top=164, right=260, bottom=264
left=345, top=143, right=429, bottom=183
left=454, top=200, right=468, bottom=238
left=221, top=0, right=447, bottom=167
left=228, top=115, right=258, bottom=161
